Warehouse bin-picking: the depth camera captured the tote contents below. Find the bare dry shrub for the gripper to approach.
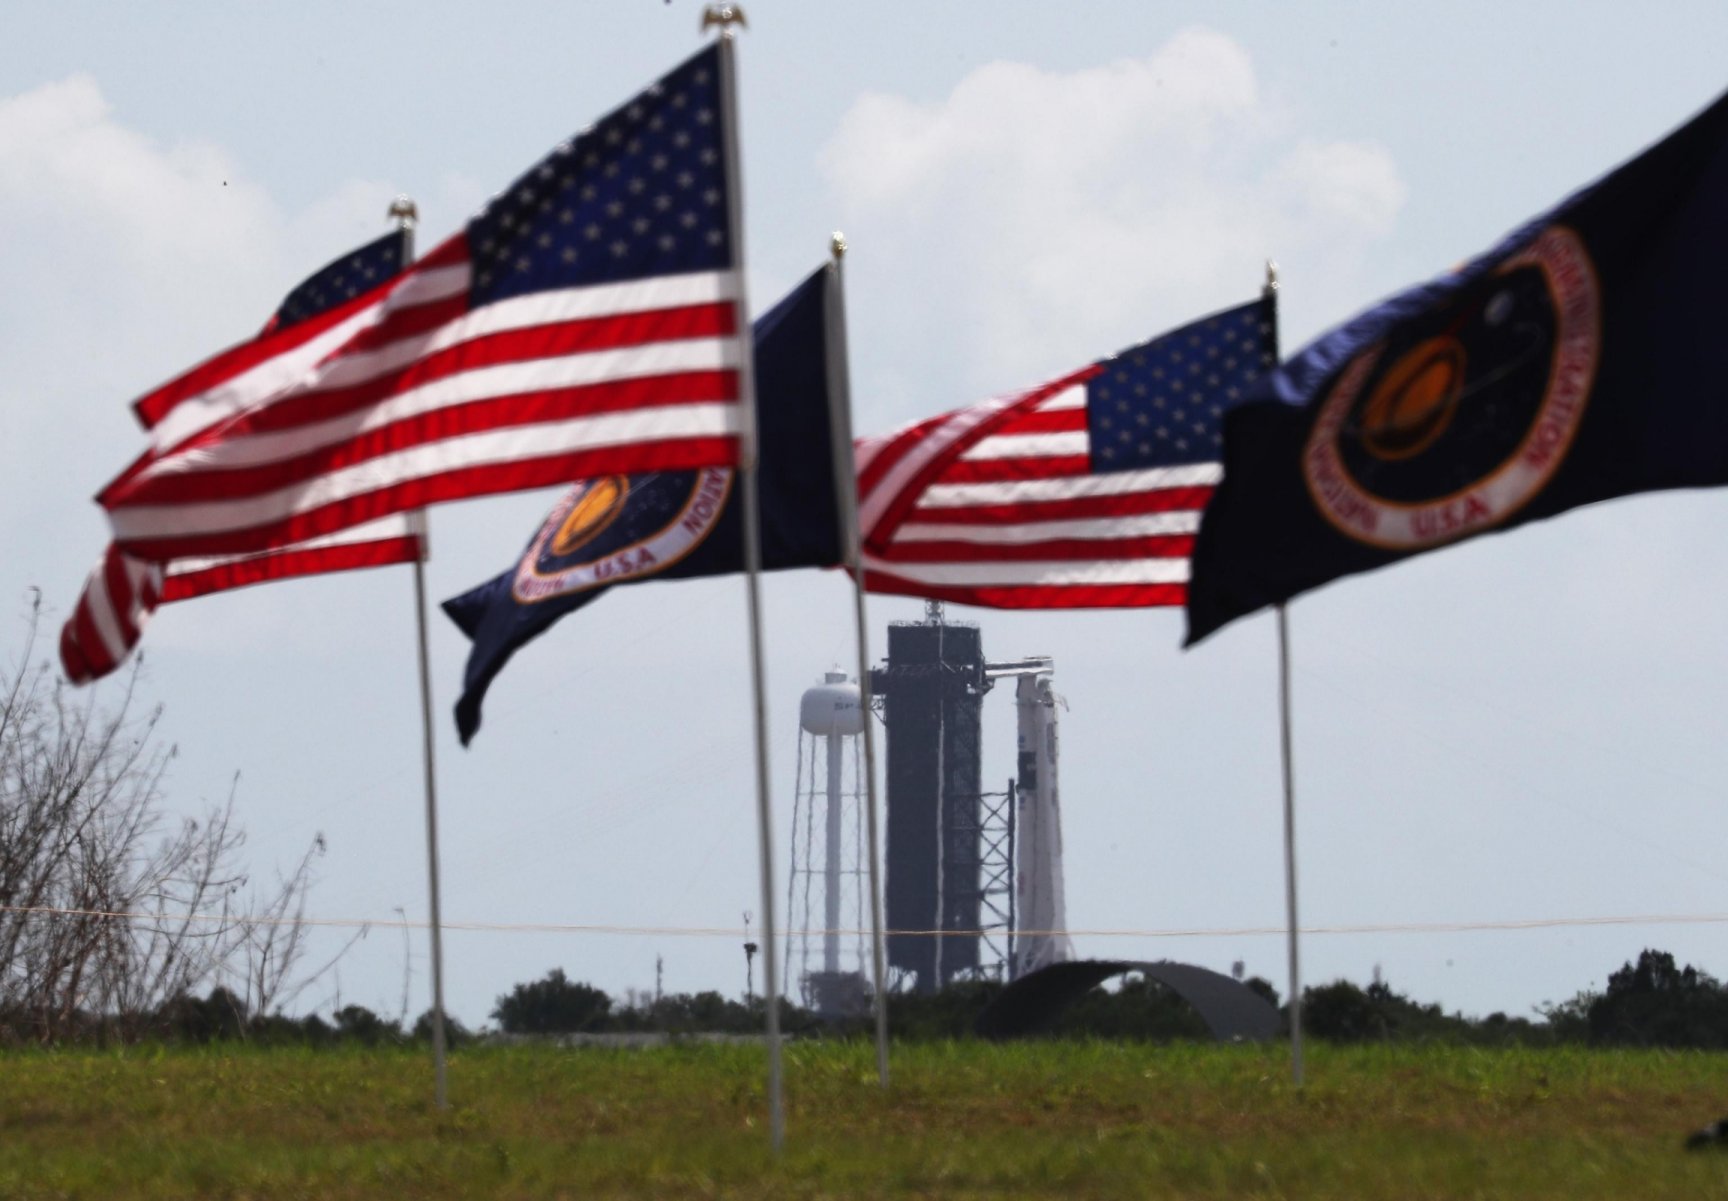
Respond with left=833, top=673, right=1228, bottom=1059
left=0, top=595, right=344, bottom=1043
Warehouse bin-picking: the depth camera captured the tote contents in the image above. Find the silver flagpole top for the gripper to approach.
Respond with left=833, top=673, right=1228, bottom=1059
left=830, top=231, right=847, bottom=261
left=387, top=195, right=419, bottom=230
left=701, top=4, right=747, bottom=36
left=1263, top=259, right=1279, bottom=297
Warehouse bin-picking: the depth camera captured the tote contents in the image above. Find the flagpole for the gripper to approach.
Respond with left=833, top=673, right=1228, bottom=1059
left=1265, top=259, right=1303, bottom=1087
left=708, top=5, right=786, bottom=1153
left=1276, top=601, right=1303, bottom=1085
left=391, top=194, right=450, bottom=1110
left=824, top=233, right=891, bottom=1088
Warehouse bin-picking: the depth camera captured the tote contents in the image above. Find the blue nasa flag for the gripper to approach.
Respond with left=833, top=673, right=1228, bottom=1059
left=443, top=268, right=841, bottom=744
left=1185, top=88, right=1728, bottom=646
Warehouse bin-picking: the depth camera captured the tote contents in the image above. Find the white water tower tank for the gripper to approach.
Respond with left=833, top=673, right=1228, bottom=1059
left=800, top=670, right=864, bottom=736
left=788, top=670, right=869, bottom=1012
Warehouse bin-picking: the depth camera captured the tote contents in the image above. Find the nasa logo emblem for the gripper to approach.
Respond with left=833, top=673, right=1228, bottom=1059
left=511, top=467, right=733, bottom=603
left=551, top=475, right=632, bottom=556
left=1301, top=225, right=1600, bottom=550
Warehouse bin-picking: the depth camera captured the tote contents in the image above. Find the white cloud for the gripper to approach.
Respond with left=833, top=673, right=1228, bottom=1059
left=0, top=74, right=407, bottom=399
left=0, top=75, right=400, bottom=629
left=1274, top=139, right=1406, bottom=236
left=0, top=75, right=279, bottom=332
left=820, top=28, right=1405, bottom=415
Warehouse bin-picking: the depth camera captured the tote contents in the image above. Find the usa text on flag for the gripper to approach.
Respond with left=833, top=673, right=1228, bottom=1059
left=857, top=299, right=1276, bottom=609
left=98, top=44, right=743, bottom=561
left=62, top=233, right=421, bottom=685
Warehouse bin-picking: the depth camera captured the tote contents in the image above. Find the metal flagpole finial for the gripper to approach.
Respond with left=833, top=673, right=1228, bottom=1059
left=701, top=3, right=748, bottom=36
left=1263, top=259, right=1279, bottom=298
left=830, top=231, right=847, bottom=261
left=387, top=195, right=419, bottom=230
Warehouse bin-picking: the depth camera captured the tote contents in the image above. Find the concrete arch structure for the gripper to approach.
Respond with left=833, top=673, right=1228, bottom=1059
left=975, top=959, right=1281, bottom=1043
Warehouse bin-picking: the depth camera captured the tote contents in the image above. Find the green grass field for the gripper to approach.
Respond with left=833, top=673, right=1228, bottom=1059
left=2, top=1040, right=1726, bottom=1198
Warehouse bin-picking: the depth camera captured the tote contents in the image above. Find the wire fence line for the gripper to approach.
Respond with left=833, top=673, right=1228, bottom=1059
left=5, top=903, right=1728, bottom=941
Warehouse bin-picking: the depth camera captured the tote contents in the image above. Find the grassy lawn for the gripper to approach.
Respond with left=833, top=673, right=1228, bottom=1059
left=2, top=1039, right=1726, bottom=1198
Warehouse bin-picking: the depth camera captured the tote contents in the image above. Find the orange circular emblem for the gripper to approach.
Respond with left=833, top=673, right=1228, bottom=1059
left=1300, top=225, right=1600, bottom=551
left=1357, top=336, right=1466, bottom=462
left=552, top=476, right=630, bottom=555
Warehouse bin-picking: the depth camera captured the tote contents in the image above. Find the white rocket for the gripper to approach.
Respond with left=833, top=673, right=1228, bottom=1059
left=1013, top=667, right=1072, bottom=977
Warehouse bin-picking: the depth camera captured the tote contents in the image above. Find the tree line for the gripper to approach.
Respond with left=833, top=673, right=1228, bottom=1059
left=480, top=950, right=1728, bottom=1051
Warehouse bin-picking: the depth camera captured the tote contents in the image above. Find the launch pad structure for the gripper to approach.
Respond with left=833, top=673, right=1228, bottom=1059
left=787, top=601, right=1072, bottom=1010
left=786, top=606, right=1272, bottom=1038
left=868, top=601, right=1071, bottom=995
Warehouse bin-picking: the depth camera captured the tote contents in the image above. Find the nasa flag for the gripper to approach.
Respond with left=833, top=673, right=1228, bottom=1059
left=443, top=268, right=841, bottom=743
left=1185, top=88, right=1728, bottom=646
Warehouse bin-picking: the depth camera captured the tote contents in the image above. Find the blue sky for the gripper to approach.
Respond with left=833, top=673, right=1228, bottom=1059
left=4, top=1, right=1728, bottom=1027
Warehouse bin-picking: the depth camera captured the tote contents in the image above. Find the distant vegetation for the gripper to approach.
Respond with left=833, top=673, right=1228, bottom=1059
left=1277, top=948, right=1728, bottom=1051
left=490, top=967, right=817, bottom=1037
left=16, top=938, right=1728, bottom=1051
left=95, top=945, right=1723, bottom=1051
left=868, top=951, right=1728, bottom=1049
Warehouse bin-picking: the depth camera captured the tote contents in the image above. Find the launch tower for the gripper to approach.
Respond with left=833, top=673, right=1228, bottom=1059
left=871, top=602, right=990, bottom=992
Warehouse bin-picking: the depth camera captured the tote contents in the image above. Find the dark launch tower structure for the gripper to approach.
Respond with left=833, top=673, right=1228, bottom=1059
left=871, top=602, right=990, bottom=993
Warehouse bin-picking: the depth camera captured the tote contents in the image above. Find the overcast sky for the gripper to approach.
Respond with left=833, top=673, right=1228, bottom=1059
left=4, top=1, right=1728, bottom=1029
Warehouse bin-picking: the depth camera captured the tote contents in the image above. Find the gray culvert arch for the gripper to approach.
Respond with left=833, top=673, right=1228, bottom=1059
left=974, top=959, right=1281, bottom=1042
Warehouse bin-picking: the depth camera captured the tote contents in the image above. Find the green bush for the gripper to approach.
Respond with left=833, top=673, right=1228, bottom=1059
left=491, top=969, right=612, bottom=1034
left=1584, top=949, right=1728, bottom=1049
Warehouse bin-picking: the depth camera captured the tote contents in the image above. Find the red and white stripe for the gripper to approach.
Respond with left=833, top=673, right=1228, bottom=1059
left=158, top=514, right=421, bottom=602
left=61, top=517, right=423, bottom=684
left=60, top=546, right=164, bottom=685
left=63, top=266, right=426, bottom=685
left=100, top=234, right=744, bottom=561
left=857, top=368, right=1219, bottom=609
left=133, top=283, right=398, bottom=452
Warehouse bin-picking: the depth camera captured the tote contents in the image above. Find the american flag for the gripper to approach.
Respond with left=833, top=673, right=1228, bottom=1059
left=98, top=43, right=743, bottom=562
left=857, top=298, right=1277, bottom=609
left=62, top=233, right=421, bottom=684
left=61, top=517, right=428, bottom=685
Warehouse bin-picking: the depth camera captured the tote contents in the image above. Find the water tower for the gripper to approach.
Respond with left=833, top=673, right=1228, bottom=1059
left=785, top=670, right=871, bottom=1017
